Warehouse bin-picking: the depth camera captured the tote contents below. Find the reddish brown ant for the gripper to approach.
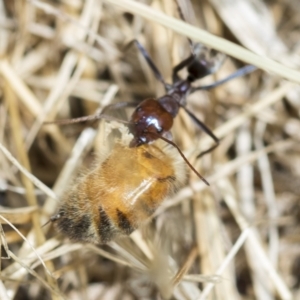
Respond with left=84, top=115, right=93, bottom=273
left=98, top=39, right=255, bottom=181
left=122, top=40, right=256, bottom=154
left=48, top=39, right=255, bottom=187
left=117, top=0, right=256, bottom=158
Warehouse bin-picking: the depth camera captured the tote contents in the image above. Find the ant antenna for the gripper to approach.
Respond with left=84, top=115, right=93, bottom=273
left=173, top=0, right=194, bottom=49
left=154, top=134, right=209, bottom=186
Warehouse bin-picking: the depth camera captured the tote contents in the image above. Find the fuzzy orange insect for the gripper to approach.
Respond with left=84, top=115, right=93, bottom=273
left=51, top=135, right=186, bottom=244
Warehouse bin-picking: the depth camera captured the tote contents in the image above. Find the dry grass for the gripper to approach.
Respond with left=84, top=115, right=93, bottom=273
left=0, top=0, right=300, bottom=299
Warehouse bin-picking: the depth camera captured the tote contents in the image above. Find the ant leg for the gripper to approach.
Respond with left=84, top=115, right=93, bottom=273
left=173, top=0, right=194, bottom=49
left=172, top=54, right=195, bottom=82
left=197, top=142, right=219, bottom=158
left=101, top=101, right=138, bottom=114
left=182, top=106, right=220, bottom=157
left=172, top=46, right=224, bottom=83
left=44, top=102, right=138, bottom=126
left=44, top=114, right=132, bottom=126
left=192, top=65, right=257, bottom=92
left=92, top=101, right=138, bottom=125
left=124, top=39, right=170, bottom=91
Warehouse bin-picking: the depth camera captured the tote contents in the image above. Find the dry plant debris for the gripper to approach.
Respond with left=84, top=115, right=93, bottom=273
left=0, top=0, right=300, bottom=299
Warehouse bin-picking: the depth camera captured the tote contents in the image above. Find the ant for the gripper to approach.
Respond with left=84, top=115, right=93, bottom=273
left=98, top=40, right=255, bottom=182
left=121, top=39, right=256, bottom=154
left=48, top=15, right=256, bottom=187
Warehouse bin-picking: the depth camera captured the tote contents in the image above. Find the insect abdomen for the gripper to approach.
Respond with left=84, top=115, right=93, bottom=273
left=53, top=141, right=186, bottom=244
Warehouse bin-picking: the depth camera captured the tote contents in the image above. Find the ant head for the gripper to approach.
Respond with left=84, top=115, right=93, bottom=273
left=129, top=99, right=174, bottom=147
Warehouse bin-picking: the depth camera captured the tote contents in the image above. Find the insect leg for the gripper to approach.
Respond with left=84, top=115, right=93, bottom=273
left=192, top=65, right=257, bottom=92
left=182, top=106, right=220, bottom=157
left=44, top=114, right=132, bottom=126
left=172, top=54, right=196, bottom=82
left=124, top=39, right=170, bottom=91
left=44, top=102, right=138, bottom=126
left=101, top=101, right=138, bottom=114
left=173, top=0, right=194, bottom=49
